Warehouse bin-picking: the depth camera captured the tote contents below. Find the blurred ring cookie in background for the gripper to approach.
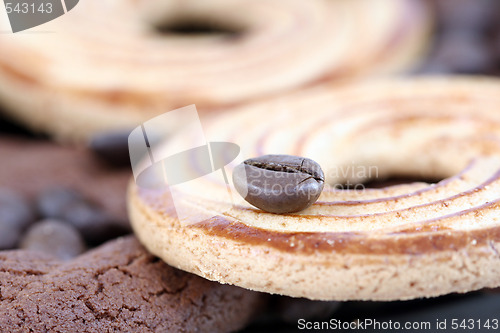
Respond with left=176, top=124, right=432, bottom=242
left=129, top=77, right=500, bottom=301
left=0, top=0, right=431, bottom=142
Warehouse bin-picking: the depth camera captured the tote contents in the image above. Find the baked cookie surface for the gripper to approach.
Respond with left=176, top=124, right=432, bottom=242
left=129, top=77, right=500, bottom=301
left=0, top=236, right=264, bottom=332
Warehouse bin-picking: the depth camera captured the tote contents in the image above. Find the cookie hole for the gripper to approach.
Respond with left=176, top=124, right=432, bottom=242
left=153, top=19, right=244, bottom=38
left=362, top=175, right=445, bottom=189
left=334, top=175, right=445, bottom=190
left=330, top=163, right=448, bottom=190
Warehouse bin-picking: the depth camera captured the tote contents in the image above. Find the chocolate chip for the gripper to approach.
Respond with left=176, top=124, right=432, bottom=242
left=36, top=187, right=130, bottom=245
left=88, top=130, right=131, bottom=167
left=19, top=219, right=86, bottom=260
left=0, top=188, right=36, bottom=249
left=232, top=155, right=324, bottom=214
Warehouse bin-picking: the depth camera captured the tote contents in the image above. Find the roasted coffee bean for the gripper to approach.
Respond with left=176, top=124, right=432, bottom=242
left=0, top=188, right=36, bottom=249
left=20, top=219, right=86, bottom=260
left=436, top=0, right=498, bottom=33
left=414, top=60, right=453, bottom=75
left=37, top=187, right=130, bottom=245
left=431, top=32, right=496, bottom=74
left=494, top=33, right=500, bottom=63
left=60, top=200, right=130, bottom=245
left=37, top=187, right=83, bottom=219
left=88, top=130, right=131, bottom=167
left=232, top=155, right=324, bottom=214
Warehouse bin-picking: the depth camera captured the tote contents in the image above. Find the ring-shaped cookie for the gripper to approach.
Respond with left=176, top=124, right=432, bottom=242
left=129, top=77, right=500, bottom=301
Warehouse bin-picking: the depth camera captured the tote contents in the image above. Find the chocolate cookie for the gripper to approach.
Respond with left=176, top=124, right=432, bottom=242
left=0, top=236, right=264, bottom=332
